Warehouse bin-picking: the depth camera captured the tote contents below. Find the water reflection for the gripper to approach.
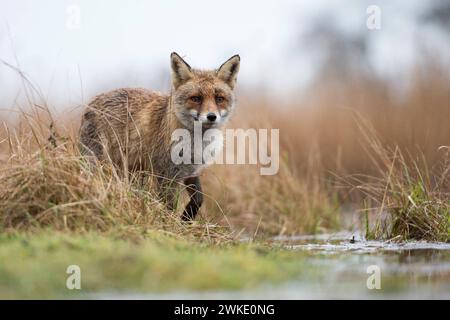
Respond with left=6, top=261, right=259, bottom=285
left=96, top=234, right=450, bottom=299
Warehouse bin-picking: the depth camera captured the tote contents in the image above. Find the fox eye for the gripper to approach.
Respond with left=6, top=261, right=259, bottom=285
left=215, top=96, right=225, bottom=103
left=190, top=96, right=202, bottom=103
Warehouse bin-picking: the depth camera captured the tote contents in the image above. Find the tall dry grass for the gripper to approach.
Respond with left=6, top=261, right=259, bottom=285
left=342, top=116, right=449, bottom=241
left=0, top=62, right=448, bottom=239
left=0, top=110, right=232, bottom=243
left=202, top=65, right=450, bottom=238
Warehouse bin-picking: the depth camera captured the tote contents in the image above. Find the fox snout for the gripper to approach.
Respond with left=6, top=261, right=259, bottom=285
left=204, top=111, right=220, bottom=127
left=190, top=110, right=224, bottom=126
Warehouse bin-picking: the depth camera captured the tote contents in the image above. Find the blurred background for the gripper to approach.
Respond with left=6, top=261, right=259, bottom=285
left=1, top=0, right=449, bottom=234
left=1, top=0, right=448, bottom=106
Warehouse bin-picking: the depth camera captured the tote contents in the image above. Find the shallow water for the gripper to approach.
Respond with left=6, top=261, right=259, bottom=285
left=98, top=232, right=450, bottom=299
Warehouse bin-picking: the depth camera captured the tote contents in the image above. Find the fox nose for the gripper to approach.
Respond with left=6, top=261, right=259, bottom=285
left=206, top=113, right=217, bottom=122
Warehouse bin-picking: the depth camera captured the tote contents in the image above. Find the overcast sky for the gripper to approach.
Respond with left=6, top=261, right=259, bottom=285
left=0, top=0, right=447, bottom=111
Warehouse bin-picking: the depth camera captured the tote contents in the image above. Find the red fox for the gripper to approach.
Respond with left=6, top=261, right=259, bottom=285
left=79, top=52, right=240, bottom=220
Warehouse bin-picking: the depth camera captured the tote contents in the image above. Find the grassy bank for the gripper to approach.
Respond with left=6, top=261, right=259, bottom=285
left=0, top=231, right=314, bottom=299
left=0, top=129, right=325, bottom=299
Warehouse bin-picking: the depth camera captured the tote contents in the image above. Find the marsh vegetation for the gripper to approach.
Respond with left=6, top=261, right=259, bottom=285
left=0, top=56, right=448, bottom=298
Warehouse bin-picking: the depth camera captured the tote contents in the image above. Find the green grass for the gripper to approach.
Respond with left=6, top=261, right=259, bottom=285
left=0, top=231, right=314, bottom=299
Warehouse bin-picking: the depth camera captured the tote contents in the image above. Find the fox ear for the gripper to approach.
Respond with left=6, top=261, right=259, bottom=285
left=170, top=52, right=193, bottom=89
left=217, top=55, right=240, bottom=89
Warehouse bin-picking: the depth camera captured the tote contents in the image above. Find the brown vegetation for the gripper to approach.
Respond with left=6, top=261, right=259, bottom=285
left=0, top=63, right=448, bottom=241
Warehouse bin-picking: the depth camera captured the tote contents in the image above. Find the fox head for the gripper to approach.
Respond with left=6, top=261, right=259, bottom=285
left=170, top=52, right=240, bottom=129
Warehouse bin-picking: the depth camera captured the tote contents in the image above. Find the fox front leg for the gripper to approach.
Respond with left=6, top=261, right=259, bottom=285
left=181, top=176, right=203, bottom=221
